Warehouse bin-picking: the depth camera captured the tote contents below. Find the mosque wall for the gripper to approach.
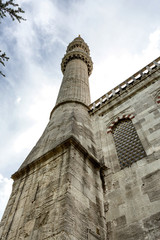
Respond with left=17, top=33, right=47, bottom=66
left=91, top=70, right=160, bottom=239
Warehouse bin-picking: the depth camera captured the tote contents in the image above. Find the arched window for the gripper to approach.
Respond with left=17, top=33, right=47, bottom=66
left=112, top=118, right=146, bottom=169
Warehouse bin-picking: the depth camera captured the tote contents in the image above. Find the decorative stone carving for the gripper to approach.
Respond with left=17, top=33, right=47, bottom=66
left=61, top=36, right=93, bottom=76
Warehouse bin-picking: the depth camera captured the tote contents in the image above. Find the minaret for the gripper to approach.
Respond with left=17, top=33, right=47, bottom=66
left=0, top=36, right=106, bottom=239
left=56, top=35, right=92, bottom=106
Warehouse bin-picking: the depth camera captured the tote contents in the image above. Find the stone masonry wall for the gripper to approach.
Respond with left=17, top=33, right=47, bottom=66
left=0, top=143, right=106, bottom=240
left=92, top=73, right=160, bottom=239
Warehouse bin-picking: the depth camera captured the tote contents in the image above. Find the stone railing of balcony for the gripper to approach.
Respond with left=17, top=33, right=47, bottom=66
left=89, top=56, right=160, bottom=113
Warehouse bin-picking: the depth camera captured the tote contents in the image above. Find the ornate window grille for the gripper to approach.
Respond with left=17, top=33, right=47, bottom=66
left=112, top=118, right=146, bottom=169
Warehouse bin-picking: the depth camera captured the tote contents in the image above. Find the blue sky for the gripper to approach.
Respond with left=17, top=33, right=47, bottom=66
left=0, top=0, right=160, bottom=219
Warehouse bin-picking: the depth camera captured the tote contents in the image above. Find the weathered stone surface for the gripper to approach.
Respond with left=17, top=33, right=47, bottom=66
left=0, top=144, right=106, bottom=239
left=143, top=211, right=160, bottom=239
left=142, top=169, right=160, bottom=202
left=92, top=64, right=160, bottom=239
left=114, top=223, right=145, bottom=240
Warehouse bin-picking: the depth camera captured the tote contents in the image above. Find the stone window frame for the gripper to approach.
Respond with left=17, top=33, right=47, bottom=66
left=107, top=114, right=135, bottom=133
left=106, top=114, right=147, bottom=170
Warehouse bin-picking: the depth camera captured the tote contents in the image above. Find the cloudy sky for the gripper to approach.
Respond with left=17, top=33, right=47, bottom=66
left=0, top=0, right=160, bottom=219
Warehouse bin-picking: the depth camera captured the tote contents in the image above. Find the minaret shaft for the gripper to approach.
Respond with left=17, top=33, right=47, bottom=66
left=56, top=59, right=91, bottom=106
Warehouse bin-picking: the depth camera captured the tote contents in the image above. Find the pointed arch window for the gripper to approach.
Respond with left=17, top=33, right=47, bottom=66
left=112, top=118, right=146, bottom=169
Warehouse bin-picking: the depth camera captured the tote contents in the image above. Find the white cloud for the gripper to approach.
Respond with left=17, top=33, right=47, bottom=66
left=90, top=28, right=160, bottom=102
left=15, top=97, right=21, bottom=104
left=0, top=174, right=13, bottom=220
left=142, top=28, right=160, bottom=58
left=13, top=84, right=58, bottom=154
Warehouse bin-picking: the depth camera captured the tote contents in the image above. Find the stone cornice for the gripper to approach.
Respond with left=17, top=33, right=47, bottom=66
left=89, top=57, right=160, bottom=114
left=61, top=50, right=93, bottom=76
left=11, top=136, right=101, bottom=181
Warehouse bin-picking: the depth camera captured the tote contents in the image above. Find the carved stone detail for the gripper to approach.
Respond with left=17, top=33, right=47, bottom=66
left=61, top=36, right=93, bottom=76
left=61, top=50, right=93, bottom=76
